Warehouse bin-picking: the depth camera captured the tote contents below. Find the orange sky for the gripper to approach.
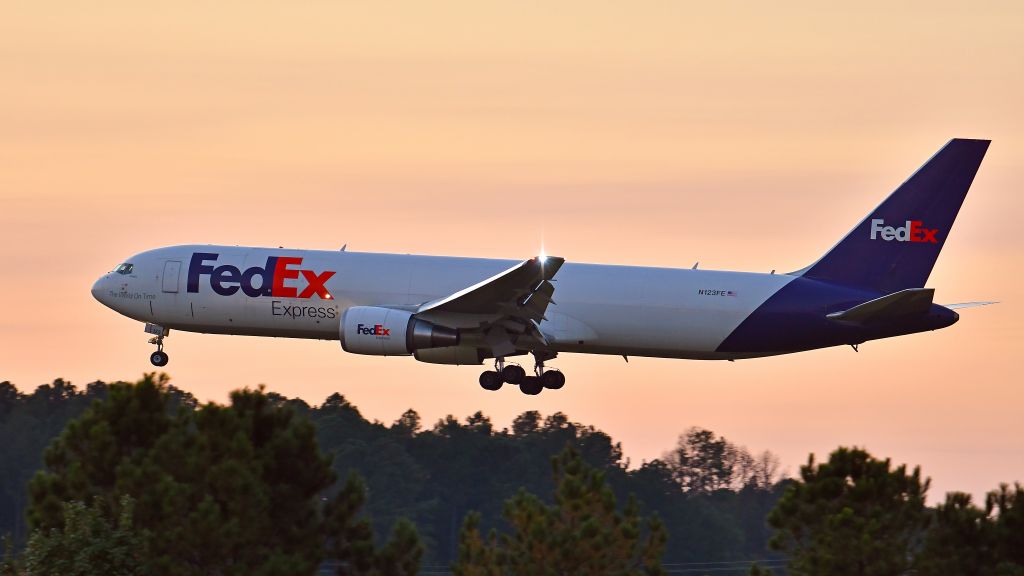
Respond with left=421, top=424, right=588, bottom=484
left=2, top=1, right=1021, bottom=500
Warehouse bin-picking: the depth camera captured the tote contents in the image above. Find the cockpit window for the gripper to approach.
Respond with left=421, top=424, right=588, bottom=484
left=114, top=263, right=134, bottom=275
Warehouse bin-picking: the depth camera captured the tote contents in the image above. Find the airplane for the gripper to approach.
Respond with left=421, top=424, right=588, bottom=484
left=92, top=138, right=995, bottom=395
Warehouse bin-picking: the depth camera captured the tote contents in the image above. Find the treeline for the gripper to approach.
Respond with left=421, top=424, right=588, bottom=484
left=4, top=375, right=1021, bottom=576
left=0, top=376, right=785, bottom=566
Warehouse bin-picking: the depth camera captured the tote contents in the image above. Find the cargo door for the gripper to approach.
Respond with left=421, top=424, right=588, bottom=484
left=162, top=260, right=181, bottom=293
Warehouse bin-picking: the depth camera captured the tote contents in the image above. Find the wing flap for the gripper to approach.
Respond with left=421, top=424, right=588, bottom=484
left=826, top=288, right=935, bottom=323
left=518, top=280, right=555, bottom=322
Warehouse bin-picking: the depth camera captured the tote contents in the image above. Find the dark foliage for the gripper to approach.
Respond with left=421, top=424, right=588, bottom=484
left=21, top=496, right=142, bottom=576
left=12, top=375, right=419, bottom=576
left=771, top=447, right=1024, bottom=576
left=4, top=375, right=1022, bottom=574
left=0, top=376, right=195, bottom=543
left=304, top=402, right=787, bottom=564
left=453, top=447, right=667, bottom=575
left=769, top=447, right=930, bottom=575
left=916, top=484, right=1024, bottom=576
left=0, top=375, right=786, bottom=565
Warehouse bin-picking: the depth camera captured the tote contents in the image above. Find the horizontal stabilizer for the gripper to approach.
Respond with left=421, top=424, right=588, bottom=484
left=942, top=301, right=998, bottom=310
left=826, top=288, right=934, bottom=323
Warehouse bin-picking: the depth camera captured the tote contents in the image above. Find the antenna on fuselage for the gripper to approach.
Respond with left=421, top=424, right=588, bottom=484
left=692, top=262, right=699, bottom=270
left=340, top=244, right=347, bottom=251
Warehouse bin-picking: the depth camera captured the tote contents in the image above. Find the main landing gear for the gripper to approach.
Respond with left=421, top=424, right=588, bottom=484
left=145, top=323, right=169, bottom=367
left=478, top=353, right=565, bottom=394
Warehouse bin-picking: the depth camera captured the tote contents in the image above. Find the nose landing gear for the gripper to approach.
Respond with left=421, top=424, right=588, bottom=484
left=149, top=348, right=169, bottom=367
left=145, top=323, right=170, bottom=367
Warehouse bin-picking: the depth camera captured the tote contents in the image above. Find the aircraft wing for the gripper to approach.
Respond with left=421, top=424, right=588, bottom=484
left=826, top=288, right=935, bottom=323
left=416, top=255, right=565, bottom=356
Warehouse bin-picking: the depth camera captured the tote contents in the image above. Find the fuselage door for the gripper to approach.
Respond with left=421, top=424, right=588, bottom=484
left=162, top=260, right=181, bottom=293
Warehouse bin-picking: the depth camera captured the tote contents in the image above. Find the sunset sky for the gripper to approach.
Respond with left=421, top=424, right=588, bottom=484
left=2, top=1, right=1021, bottom=500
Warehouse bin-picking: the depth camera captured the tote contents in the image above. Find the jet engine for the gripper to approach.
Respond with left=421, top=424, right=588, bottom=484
left=340, top=306, right=459, bottom=356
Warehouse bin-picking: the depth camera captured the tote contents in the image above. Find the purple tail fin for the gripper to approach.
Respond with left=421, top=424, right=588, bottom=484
left=796, top=139, right=990, bottom=293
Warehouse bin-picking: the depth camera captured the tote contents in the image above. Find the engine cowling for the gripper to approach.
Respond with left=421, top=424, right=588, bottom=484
left=340, top=306, right=459, bottom=356
left=414, top=346, right=485, bottom=365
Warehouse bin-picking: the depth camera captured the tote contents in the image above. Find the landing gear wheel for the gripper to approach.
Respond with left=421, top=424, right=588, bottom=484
left=479, top=371, right=503, bottom=391
left=150, top=350, right=169, bottom=367
left=520, top=376, right=543, bottom=395
left=500, top=364, right=526, bottom=385
left=145, top=324, right=170, bottom=367
left=541, top=370, right=565, bottom=390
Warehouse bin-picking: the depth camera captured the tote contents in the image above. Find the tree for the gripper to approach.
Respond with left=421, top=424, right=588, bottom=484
left=987, top=483, right=1024, bottom=573
left=0, top=383, right=19, bottom=417
left=768, top=447, right=929, bottom=576
left=914, top=484, right=1024, bottom=575
left=751, top=450, right=782, bottom=490
left=26, top=375, right=421, bottom=576
left=465, top=412, right=493, bottom=435
left=917, top=492, right=995, bottom=576
left=453, top=447, right=667, bottom=575
left=21, top=496, right=141, bottom=576
left=1, top=535, right=17, bottom=576
left=0, top=378, right=121, bottom=543
left=511, top=411, right=540, bottom=437
left=324, top=473, right=424, bottom=575
left=667, top=427, right=734, bottom=493
left=392, top=409, right=422, bottom=436
left=730, top=446, right=756, bottom=489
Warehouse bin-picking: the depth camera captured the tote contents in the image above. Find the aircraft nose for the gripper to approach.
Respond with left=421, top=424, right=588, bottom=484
left=91, top=276, right=107, bottom=304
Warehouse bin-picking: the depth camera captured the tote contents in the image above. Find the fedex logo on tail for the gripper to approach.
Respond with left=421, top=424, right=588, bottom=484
left=869, top=219, right=939, bottom=244
left=187, top=253, right=335, bottom=299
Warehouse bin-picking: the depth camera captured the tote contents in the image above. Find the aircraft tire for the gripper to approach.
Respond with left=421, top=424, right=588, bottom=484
left=479, top=371, right=503, bottom=391
left=520, top=376, right=543, bottom=395
left=541, top=370, right=565, bottom=390
left=500, top=364, right=526, bottom=384
left=150, top=351, right=169, bottom=367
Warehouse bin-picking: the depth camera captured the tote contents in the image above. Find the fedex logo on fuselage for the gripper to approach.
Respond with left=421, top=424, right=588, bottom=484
left=187, top=253, right=335, bottom=299
left=869, top=219, right=939, bottom=244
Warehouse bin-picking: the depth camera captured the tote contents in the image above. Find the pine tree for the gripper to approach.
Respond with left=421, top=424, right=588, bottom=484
left=453, top=446, right=667, bottom=576
left=21, top=496, right=141, bottom=576
left=26, top=375, right=422, bottom=576
left=768, top=447, right=928, bottom=576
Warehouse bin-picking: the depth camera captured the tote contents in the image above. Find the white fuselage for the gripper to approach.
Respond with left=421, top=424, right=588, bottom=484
left=92, top=245, right=797, bottom=360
